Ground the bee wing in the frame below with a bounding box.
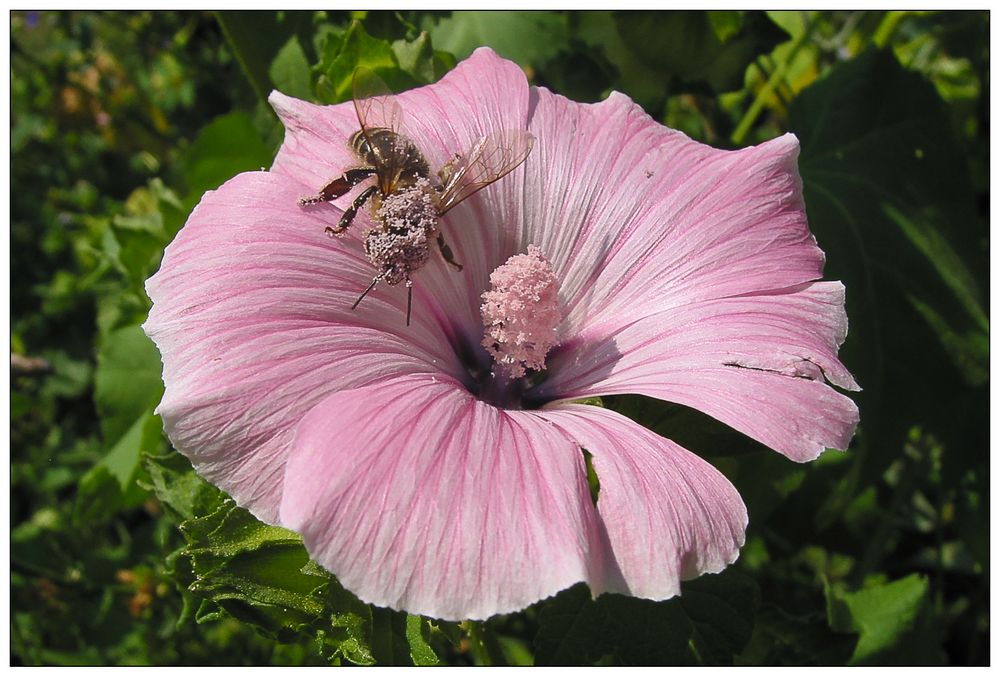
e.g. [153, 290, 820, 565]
[352, 67, 411, 192]
[352, 66, 404, 139]
[436, 130, 535, 215]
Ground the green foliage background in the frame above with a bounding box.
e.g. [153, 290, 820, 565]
[10, 10, 988, 665]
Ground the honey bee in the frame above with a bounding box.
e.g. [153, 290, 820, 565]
[299, 68, 534, 325]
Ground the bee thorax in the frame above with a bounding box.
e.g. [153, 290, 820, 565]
[364, 179, 438, 286]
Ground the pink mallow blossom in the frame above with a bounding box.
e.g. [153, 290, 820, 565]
[143, 48, 859, 621]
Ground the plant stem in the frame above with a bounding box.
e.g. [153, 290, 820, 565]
[731, 12, 818, 146]
[873, 10, 907, 48]
[463, 620, 507, 666]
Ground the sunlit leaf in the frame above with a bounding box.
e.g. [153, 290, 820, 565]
[182, 111, 272, 198]
[826, 574, 942, 664]
[94, 325, 164, 446]
[429, 11, 569, 66]
[269, 35, 313, 100]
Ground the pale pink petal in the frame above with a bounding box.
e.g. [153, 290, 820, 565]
[509, 88, 824, 334]
[542, 282, 859, 462]
[538, 404, 747, 599]
[269, 48, 532, 334]
[280, 375, 607, 621]
[144, 172, 466, 522]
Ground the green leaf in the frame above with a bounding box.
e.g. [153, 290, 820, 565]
[315, 20, 401, 104]
[573, 11, 668, 112]
[370, 607, 414, 665]
[826, 574, 942, 664]
[614, 11, 788, 94]
[708, 10, 744, 43]
[605, 394, 771, 458]
[405, 614, 440, 665]
[908, 295, 988, 386]
[320, 577, 378, 665]
[429, 11, 569, 66]
[182, 111, 273, 198]
[269, 35, 313, 100]
[141, 451, 227, 523]
[535, 569, 759, 665]
[790, 47, 987, 490]
[179, 498, 332, 641]
[392, 31, 452, 85]
[737, 604, 857, 665]
[144, 451, 380, 663]
[103, 410, 161, 488]
[215, 10, 317, 103]
[94, 325, 164, 446]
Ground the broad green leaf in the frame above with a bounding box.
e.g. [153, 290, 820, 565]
[614, 11, 788, 94]
[682, 571, 762, 664]
[182, 111, 273, 198]
[320, 577, 378, 665]
[107, 224, 165, 287]
[737, 604, 857, 665]
[605, 394, 770, 458]
[790, 47, 987, 494]
[883, 203, 987, 331]
[370, 607, 414, 665]
[392, 31, 453, 85]
[708, 10, 744, 42]
[269, 35, 313, 100]
[826, 574, 942, 664]
[908, 295, 988, 386]
[314, 22, 452, 105]
[429, 11, 569, 66]
[573, 11, 674, 113]
[141, 451, 227, 522]
[535, 569, 758, 665]
[315, 20, 400, 104]
[144, 451, 379, 663]
[94, 324, 164, 446]
[179, 498, 332, 641]
[101, 409, 160, 487]
[215, 11, 318, 103]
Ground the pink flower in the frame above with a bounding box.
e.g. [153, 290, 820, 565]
[143, 48, 859, 621]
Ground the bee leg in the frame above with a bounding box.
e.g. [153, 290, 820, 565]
[436, 232, 463, 271]
[299, 166, 375, 206]
[405, 279, 413, 327]
[326, 185, 379, 237]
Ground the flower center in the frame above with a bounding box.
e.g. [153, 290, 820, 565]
[365, 178, 437, 286]
[480, 245, 561, 381]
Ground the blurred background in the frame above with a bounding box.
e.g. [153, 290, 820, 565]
[10, 10, 989, 665]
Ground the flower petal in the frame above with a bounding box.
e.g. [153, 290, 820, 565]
[280, 375, 605, 620]
[144, 171, 464, 522]
[537, 404, 747, 599]
[515, 88, 824, 333]
[543, 281, 859, 462]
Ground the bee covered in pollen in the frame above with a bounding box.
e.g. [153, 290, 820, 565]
[299, 68, 535, 325]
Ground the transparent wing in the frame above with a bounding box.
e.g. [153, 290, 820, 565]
[352, 67, 403, 138]
[352, 67, 411, 192]
[436, 130, 535, 215]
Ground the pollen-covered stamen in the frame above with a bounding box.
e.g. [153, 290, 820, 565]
[481, 245, 561, 379]
[364, 178, 437, 286]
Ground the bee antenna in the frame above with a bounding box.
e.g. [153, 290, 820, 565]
[352, 275, 382, 310]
